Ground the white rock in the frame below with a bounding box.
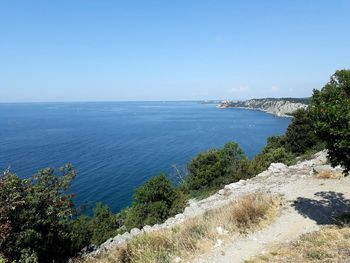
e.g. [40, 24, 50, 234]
[175, 213, 185, 220]
[130, 228, 141, 236]
[216, 226, 224, 235]
[216, 226, 228, 235]
[165, 217, 175, 225]
[122, 232, 131, 240]
[218, 189, 225, 195]
[142, 225, 152, 232]
[214, 239, 223, 248]
[224, 181, 243, 191]
[268, 163, 288, 173]
[257, 171, 270, 177]
[174, 256, 182, 262]
[112, 235, 121, 242]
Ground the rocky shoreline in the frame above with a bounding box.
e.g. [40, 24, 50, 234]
[217, 98, 309, 117]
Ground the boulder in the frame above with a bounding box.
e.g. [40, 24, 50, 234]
[130, 228, 141, 237]
[268, 163, 288, 173]
[142, 225, 152, 232]
[175, 213, 185, 221]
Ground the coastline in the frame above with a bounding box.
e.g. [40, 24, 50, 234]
[216, 105, 294, 118]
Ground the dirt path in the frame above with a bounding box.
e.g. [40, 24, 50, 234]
[194, 164, 350, 263]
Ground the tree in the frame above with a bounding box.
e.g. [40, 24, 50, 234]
[310, 70, 350, 174]
[0, 165, 78, 262]
[186, 149, 223, 191]
[125, 173, 176, 229]
[250, 136, 295, 175]
[284, 109, 319, 154]
[186, 142, 247, 192]
[89, 203, 119, 245]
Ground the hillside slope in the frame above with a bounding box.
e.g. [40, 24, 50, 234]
[81, 151, 350, 263]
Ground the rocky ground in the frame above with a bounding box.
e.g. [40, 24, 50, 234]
[194, 152, 350, 263]
[83, 151, 350, 263]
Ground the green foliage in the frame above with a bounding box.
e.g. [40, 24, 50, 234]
[185, 142, 248, 193]
[125, 173, 184, 230]
[91, 203, 119, 245]
[250, 136, 296, 175]
[310, 69, 350, 174]
[284, 109, 319, 154]
[0, 165, 78, 262]
[68, 215, 92, 250]
[186, 149, 223, 191]
[133, 173, 174, 206]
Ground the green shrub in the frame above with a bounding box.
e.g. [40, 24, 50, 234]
[250, 137, 296, 175]
[125, 173, 183, 230]
[90, 203, 120, 245]
[284, 108, 319, 154]
[0, 165, 78, 262]
[310, 69, 350, 174]
[68, 215, 93, 251]
[186, 149, 223, 191]
[186, 142, 247, 193]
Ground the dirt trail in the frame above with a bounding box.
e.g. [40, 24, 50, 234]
[194, 161, 350, 263]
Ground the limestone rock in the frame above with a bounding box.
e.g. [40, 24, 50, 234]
[268, 163, 288, 173]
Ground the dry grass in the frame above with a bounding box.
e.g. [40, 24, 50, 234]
[315, 170, 344, 179]
[83, 193, 281, 263]
[247, 226, 350, 263]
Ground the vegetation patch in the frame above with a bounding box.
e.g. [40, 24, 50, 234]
[315, 170, 344, 179]
[247, 226, 350, 263]
[83, 193, 281, 263]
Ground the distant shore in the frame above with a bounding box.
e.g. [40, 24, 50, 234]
[217, 98, 309, 117]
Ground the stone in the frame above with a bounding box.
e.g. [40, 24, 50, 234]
[218, 189, 225, 195]
[130, 228, 141, 237]
[224, 181, 243, 191]
[122, 232, 131, 240]
[268, 163, 288, 173]
[313, 164, 343, 174]
[257, 171, 270, 177]
[165, 217, 175, 225]
[142, 225, 152, 232]
[175, 213, 185, 221]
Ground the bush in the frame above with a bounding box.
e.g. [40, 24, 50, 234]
[250, 137, 296, 175]
[90, 203, 120, 245]
[310, 69, 350, 174]
[284, 109, 319, 154]
[0, 165, 78, 262]
[125, 173, 182, 229]
[68, 215, 92, 251]
[186, 149, 223, 191]
[186, 142, 247, 193]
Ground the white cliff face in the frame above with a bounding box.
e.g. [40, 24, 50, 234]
[218, 98, 308, 117]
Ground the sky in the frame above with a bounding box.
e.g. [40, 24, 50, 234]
[1, 0, 350, 102]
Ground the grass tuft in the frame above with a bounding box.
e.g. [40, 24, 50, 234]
[249, 226, 350, 263]
[82, 193, 281, 263]
[315, 170, 343, 179]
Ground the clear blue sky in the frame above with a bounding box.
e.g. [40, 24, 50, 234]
[1, 0, 349, 102]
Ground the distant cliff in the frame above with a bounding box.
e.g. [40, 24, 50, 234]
[217, 98, 309, 117]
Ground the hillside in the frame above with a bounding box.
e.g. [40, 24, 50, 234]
[80, 151, 350, 262]
[217, 98, 309, 117]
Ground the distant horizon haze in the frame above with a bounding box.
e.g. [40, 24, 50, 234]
[0, 97, 311, 104]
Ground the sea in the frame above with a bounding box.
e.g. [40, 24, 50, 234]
[0, 101, 291, 214]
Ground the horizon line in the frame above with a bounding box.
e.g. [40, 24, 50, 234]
[0, 96, 311, 104]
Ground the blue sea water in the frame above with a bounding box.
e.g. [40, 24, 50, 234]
[0, 101, 291, 213]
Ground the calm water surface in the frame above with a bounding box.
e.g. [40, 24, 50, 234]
[0, 101, 291, 213]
